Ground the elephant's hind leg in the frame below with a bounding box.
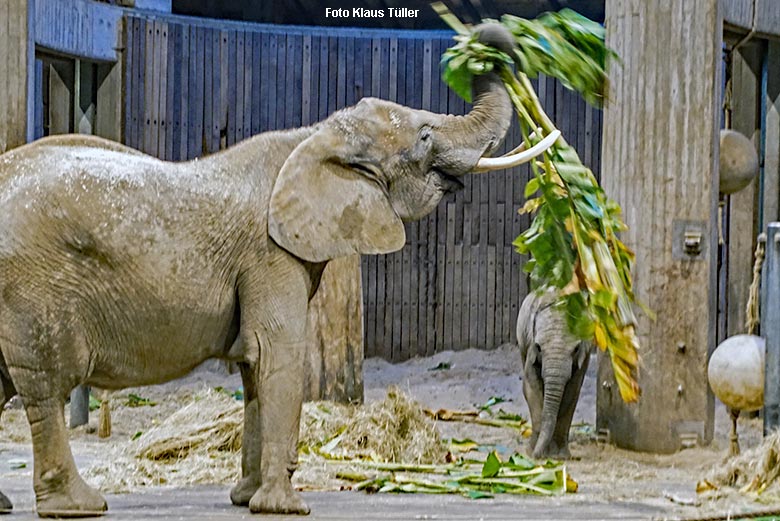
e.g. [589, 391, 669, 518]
[230, 361, 261, 506]
[4, 336, 107, 517]
[0, 370, 16, 514]
[16, 391, 107, 518]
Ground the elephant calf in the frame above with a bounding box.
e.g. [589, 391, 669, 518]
[516, 289, 592, 459]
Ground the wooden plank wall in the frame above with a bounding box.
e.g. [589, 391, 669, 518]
[34, 0, 122, 62]
[124, 14, 603, 362]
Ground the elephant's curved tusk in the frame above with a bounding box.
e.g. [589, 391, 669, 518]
[497, 129, 541, 158]
[473, 130, 561, 173]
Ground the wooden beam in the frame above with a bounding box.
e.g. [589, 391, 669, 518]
[0, 0, 29, 152]
[304, 256, 364, 403]
[764, 41, 780, 227]
[721, 0, 780, 39]
[721, 0, 753, 33]
[726, 42, 762, 338]
[74, 60, 96, 135]
[48, 62, 73, 135]
[756, 0, 780, 39]
[596, 0, 721, 452]
[96, 60, 124, 142]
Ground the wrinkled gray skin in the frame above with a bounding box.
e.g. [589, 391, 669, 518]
[0, 23, 515, 519]
[516, 290, 592, 459]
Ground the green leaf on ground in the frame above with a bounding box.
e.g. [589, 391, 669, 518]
[482, 451, 502, 478]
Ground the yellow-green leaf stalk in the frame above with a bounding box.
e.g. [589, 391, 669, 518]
[440, 10, 646, 403]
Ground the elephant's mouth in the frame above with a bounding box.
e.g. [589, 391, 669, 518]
[434, 169, 464, 194]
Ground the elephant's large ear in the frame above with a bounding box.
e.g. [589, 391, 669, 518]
[268, 119, 406, 263]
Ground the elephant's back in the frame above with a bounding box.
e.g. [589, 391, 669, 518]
[0, 141, 252, 281]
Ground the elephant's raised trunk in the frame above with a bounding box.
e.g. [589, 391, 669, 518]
[431, 24, 515, 175]
[532, 353, 572, 458]
[432, 23, 558, 175]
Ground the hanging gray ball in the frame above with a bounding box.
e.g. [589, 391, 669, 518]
[708, 334, 764, 411]
[720, 129, 759, 195]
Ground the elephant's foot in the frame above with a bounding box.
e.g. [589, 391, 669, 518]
[0, 490, 12, 514]
[532, 442, 571, 460]
[36, 476, 107, 518]
[248, 479, 309, 515]
[230, 476, 260, 506]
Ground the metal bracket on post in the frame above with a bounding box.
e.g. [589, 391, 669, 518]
[69, 385, 90, 429]
[764, 222, 780, 434]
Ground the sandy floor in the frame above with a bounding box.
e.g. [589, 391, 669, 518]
[0, 345, 775, 519]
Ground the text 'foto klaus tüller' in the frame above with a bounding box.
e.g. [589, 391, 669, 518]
[324, 8, 420, 18]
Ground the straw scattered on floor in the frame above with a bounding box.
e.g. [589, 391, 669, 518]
[701, 429, 780, 502]
[85, 386, 444, 493]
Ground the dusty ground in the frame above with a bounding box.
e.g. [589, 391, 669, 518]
[0, 346, 775, 520]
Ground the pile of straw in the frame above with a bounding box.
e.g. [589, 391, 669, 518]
[307, 387, 443, 464]
[85, 390, 242, 493]
[704, 430, 780, 500]
[85, 387, 443, 493]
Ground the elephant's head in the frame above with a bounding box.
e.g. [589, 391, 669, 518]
[268, 24, 540, 263]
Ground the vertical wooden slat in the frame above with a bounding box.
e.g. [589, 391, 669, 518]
[495, 202, 506, 343]
[202, 28, 214, 155]
[276, 34, 295, 128]
[371, 37, 381, 98]
[177, 24, 189, 160]
[301, 35, 312, 126]
[764, 41, 780, 228]
[190, 26, 204, 158]
[388, 38, 397, 102]
[126, 18, 139, 149]
[251, 32, 262, 135]
[336, 36, 346, 110]
[231, 30, 242, 146]
[344, 36, 355, 106]
[218, 30, 228, 149]
[727, 42, 761, 338]
[0, 0, 8, 151]
[154, 21, 167, 158]
[326, 36, 337, 115]
[460, 209, 470, 349]
[317, 35, 328, 122]
[163, 23, 174, 160]
[143, 20, 154, 154]
[486, 245, 496, 348]
[292, 35, 303, 127]
[443, 202, 455, 350]
[479, 202, 489, 347]
[260, 32, 271, 132]
[243, 30, 253, 139]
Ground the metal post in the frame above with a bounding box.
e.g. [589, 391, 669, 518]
[764, 222, 780, 434]
[69, 385, 89, 429]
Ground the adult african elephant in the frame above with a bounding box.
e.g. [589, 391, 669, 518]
[0, 23, 552, 518]
[517, 289, 592, 459]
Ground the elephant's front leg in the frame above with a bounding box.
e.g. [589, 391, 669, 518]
[249, 334, 308, 514]
[230, 361, 261, 506]
[236, 256, 311, 515]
